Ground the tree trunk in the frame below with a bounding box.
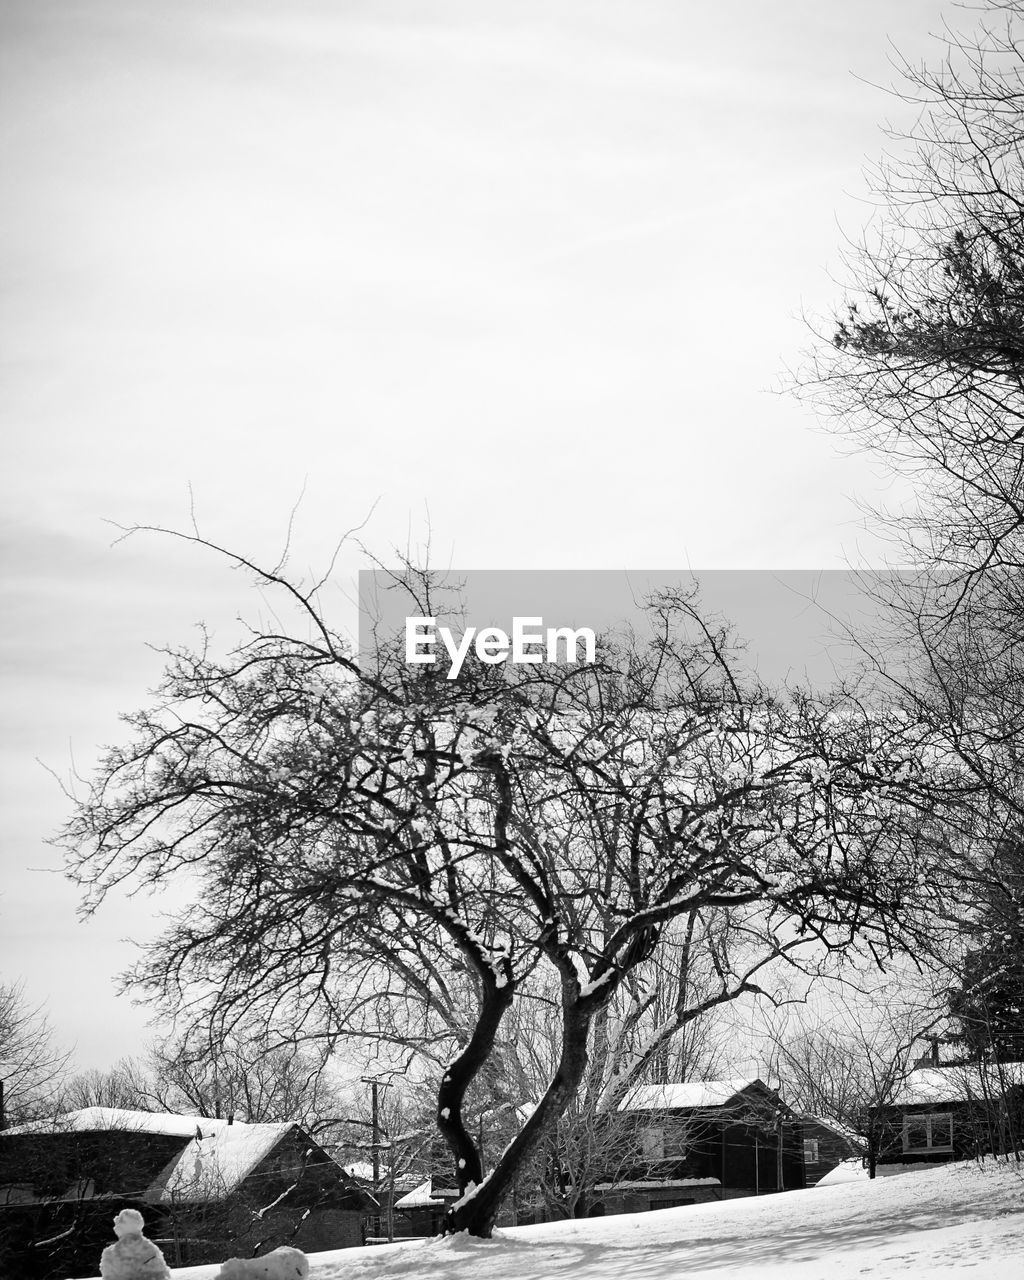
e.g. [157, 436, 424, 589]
[436, 969, 515, 1194]
[444, 990, 593, 1238]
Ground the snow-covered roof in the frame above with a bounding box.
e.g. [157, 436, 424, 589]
[5, 1107, 223, 1138]
[620, 1079, 764, 1111]
[814, 1159, 867, 1186]
[798, 1114, 862, 1147]
[394, 1178, 446, 1209]
[151, 1120, 295, 1203]
[893, 1063, 1024, 1107]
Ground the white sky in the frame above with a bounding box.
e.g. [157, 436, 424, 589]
[1, 0, 960, 1073]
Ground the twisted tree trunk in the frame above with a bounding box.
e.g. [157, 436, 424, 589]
[436, 967, 515, 1196]
[444, 984, 595, 1238]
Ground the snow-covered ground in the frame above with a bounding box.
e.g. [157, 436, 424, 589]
[86, 1159, 1024, 1280]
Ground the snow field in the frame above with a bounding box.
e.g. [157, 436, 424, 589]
[84, 1158, 1024, 1280]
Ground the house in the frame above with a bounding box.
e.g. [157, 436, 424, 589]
[871, 1062, 1024, 1167]
[390, 1175, 457, 1237]
[796, 1114, 861, 1185]
[334, 1162, 446, 1242]
[585, 1078, 805, 1216]
[319, 1079, 808, 1235]
[0, 1108, 377, 1279]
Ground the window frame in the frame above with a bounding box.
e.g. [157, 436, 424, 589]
[901, 1111, 954, 1154]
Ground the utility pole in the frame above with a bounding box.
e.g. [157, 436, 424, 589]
[387, 1149, 396, 1243]
[370, 1080, 380, 1190]
[361, 1074, 387, 1239]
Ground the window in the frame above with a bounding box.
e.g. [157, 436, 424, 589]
[664, 1123, 688, 1158]
[641, 1127, 665, 1161]
[803, 1138, 820, 1164]
[638, 1123, 687, 1162]
[902, 1113, 953, 1153]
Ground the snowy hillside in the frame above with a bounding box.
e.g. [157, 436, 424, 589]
[87, 1160, 1023, 1280]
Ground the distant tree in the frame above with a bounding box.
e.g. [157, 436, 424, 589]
[799, 2, 1024, 990]
[144, 1031, 347, 1134]
[53, 1035, 350, 1135]
[763, 982, 942, 1177]
[333, 1079, 436, 1241]
[801, 0, 1024, 591]
[0, 982, 69, 1126]
[58, 534, 966, 1237]
[57, 1057, 153, 1113]
[947, 838, 1024, 1063]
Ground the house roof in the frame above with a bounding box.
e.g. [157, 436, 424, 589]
[620, 1078, 766, 1111]
[394, 1177, 452, 1209]
[151, 1121, 295, 1203]
[4, 1107, 214, 1138]
[893, 1063, 1024, 1107]
[797, 1114, 862, 1147]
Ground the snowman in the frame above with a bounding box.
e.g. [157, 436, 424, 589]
[98, 1208, 171, 1280]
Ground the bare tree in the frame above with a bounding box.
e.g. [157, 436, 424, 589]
[762, 979, 943, 1176]
[57, 1057, 154, 1113]
[336, 1079, 436, 1241]
[796, 0, 1024, 782]
[57, 535, 968, 1236]
[53, 1035, 350, 1138]
[0, 981, 69, 1126]
[798, 2, 1024, 1067]
[142, 1032, 347, 1135]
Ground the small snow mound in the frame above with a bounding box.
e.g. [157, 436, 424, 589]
[430, 1231, 498, 1254]
[216, 1246, 309, 1279]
